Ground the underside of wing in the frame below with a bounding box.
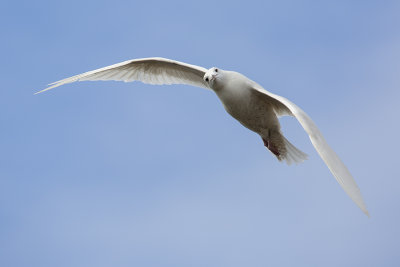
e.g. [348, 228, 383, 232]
[37, 57, 209, 94]
[252, 85, 369, 216]
[251, 86, 293, 117]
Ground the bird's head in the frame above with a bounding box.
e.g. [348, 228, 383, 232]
[204, 67, 221, 88]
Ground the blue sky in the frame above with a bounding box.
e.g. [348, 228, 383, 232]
[1, 0, 400, 266]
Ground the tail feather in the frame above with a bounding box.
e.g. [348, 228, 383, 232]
[263, 133, 308, 165]
[282, 136, 308, 165]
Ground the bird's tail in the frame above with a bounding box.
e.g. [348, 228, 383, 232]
[282, 136, 308, 165]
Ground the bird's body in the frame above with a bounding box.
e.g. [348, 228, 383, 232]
[214, 71, 274, 135]
[37, 57, 369, 216]
[208, 69, 306, 163]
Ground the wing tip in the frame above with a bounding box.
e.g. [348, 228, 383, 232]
[361, 207, 370, 217]
[354, 197, 370, 217]
[35, 80, 69, 94]
[34, 90, 46, 95]
[34, 86, 54, 95]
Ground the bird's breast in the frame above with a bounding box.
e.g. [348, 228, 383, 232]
[215, 84, 279, 134]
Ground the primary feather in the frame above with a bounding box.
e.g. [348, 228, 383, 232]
[36, 57, 208, 94]
[252, 85, 369, 216]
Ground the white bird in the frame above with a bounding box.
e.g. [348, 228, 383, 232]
[37, 57, 369, 216]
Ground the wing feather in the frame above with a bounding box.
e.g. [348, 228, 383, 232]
[252, 85, 369, 216]
[36, 57, 208, 94]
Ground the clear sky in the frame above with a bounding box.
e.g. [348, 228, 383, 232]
[1, 0, 400, 266]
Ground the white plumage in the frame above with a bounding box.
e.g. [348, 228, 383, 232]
[37, 57, 369, 216]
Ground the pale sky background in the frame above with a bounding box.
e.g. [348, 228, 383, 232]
[1, 0, 400, 266]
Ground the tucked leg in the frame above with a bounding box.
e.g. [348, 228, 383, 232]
[262, 137, 281, 158]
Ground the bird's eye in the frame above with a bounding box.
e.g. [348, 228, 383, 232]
[215, 68, 218, 72]
[205, 77, 209, 82]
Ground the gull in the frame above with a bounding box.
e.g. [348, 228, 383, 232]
[37, 57, 369, 216]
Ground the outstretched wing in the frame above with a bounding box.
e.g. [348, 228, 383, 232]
[36, 57, 209, 94]
[252, 85, 369, 216]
